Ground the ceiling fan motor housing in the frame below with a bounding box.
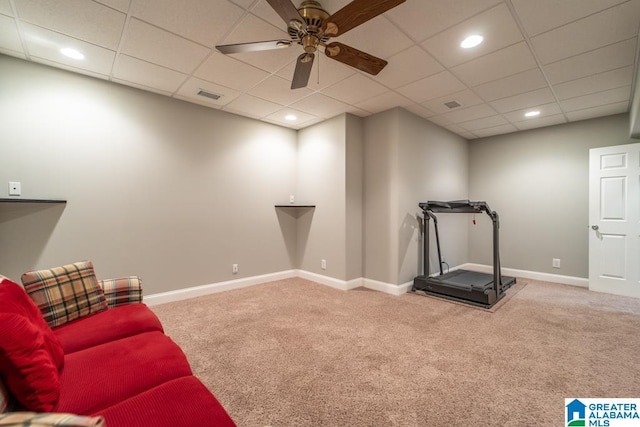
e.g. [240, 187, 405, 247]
[289, 0, 330, 50]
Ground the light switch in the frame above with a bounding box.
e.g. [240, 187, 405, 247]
[9, 182, 21, 196]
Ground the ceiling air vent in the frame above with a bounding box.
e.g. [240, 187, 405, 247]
[443, 100, 462, 109]
[197, 89, 222, 100]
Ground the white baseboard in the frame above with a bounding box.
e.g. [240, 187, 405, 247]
[363, 278, 412, 296]
[297, 270, 357, 291]
[144, 270, 297, 306]
[145, 264, 588, 306]
[460, 263, 588, 288]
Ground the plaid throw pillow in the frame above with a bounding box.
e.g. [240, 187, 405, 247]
[21, 261, 108, 328]
[0, 412, 105, 426]
[100, 276, 143, 308]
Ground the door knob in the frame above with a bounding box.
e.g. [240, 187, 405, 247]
[591, 225, 599, 230]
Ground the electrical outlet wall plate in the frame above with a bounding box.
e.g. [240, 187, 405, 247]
[9, 182, 21, 196]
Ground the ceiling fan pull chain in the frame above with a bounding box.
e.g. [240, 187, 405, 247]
[317, 53, 320, 85]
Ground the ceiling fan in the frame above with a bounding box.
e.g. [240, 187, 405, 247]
[216, 0, 406, 89]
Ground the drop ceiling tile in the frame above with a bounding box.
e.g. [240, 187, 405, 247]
[113, 54, 187, 93]
[422, 4, 523, 68]
[503, 102, 562, 122]
[553, 66, 634, 100]
[112, 79, 173, 96]
[223, 94, 283, 118]
[265, 108, 319, 127]
[531, 2, 640, 64]
[229, 0, 254, 9]
[443, 124, 468, 134]
[472, 124, 518, 138]
[374, 46, 444, 89]
[396, 71, 466, 103]
[194, 52, 270, 91]
[451, 42, 537, 87]
[21, 23, 116, 75]
[121, 18, 210, 74]
[473, 68, 547, 102]
[385, 0, 501, 42]
[132, 0, 243, 47]
[276, 53, 355, 91]
[220, 12, 287, 45]
[543, 38, 637, 84]
[0, 0, 13, 16]
[32, 57, 109, 80]
[14, 0, 125, 50]
[513, 113, 567, 130]
[403, 104, 436, 119]
[490, 88, 555, 113]
[336, 17, 414, 60]
[250, 0, 287, 29]
[422, 89, 484, 114]
[0, 15, 22, 52]
[560, 86, 631, 112]
[0, 48, 25, 58]
[458, 114, 508, 131]
[459, 131, 478, 140]
[248, 75, 313, 105]
[427, 115, 453, 127]
[438, 103, 497, 124]
[95, 0, 130, 12]
[355, 91, 413, 114]
[288, 93, 351, 118]
[175, 77, 240, 108]
[322, 73, 388, 105]
[511, 0, 627, 37]
[565, 101, 628, 121]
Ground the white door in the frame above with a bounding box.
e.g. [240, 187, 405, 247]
[589, 143, 640, 298]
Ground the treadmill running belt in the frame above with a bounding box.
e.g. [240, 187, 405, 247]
[433, 270, 494, 291]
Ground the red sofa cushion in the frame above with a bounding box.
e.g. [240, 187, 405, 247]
[94, 376, 236, 427]
[53, 304, 164, 354]
[0, 278, 64, 368]
[0, 278, 65, 412]
[56, 331, 192, 414]
[0, 313, 60, 412]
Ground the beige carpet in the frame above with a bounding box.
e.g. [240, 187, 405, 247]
[152, 278, 640, 426]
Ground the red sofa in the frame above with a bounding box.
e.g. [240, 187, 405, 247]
[0, 262, 236, 427]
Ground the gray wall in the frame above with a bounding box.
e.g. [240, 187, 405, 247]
[396, 109, 469, 284]
[0, 55, 298, 292]
[295, 113, 364, 282]
[468, 113, 635, 278]
[296, 115, 347, 279]
[364, 108, 469, 285]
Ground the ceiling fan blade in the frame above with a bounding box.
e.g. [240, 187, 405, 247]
[216, 39, 293, 54]
[266, 0, 306, 30]
[291, 53, 315, 89]
[324, 42, 387, 76]
[323, 0, 406, 37]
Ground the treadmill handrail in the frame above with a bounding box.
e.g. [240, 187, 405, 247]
[418, 199, 504, 301]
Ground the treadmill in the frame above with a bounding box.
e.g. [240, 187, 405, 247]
[412, 200, 516, 308]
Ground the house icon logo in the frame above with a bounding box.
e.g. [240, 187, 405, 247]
[566, 399, 586, 426]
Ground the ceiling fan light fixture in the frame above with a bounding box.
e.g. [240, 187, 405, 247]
[460, 34, 483, 49]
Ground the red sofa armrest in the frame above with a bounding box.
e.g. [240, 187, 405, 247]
[99, 277, 142, 308]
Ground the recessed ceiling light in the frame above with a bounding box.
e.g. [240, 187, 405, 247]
[285, 114, 297, 121]
[60, 48, 84, 60]
[525, 110, 541, 118]
[460, 35, 483, 49]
